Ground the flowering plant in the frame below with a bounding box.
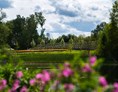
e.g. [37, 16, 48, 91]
[0, 56, 117, 92]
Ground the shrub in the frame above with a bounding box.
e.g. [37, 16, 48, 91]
[0, 56, 117, 92]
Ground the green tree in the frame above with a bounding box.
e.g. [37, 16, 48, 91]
[91, 22, 106, 41]
[108, 1, 118, 60]
[49, 39, 55, 48]
[0, 10, 10, 47]
[60, 38, 65, 48]
[98, 1, 118, 60]
[98, 1, 118, 82]
[97, 24, 110, 57]
[7, 12, 45, 49]
[78, 35, 84, 50]
[40, 39, 45, 47]
[68, 37, 73, 52]
[0, 23, 10, 47]
[30, 39, 36, 48]
[0, 9, 6, 23]
[35, 12, 46, 40]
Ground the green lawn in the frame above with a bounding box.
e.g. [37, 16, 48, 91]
[17, 51, 78, 63]
[16, 50, 94, 69]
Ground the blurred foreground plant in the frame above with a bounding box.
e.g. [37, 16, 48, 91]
[0, 55, 117, 92]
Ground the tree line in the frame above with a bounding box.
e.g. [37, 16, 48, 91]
[0, 10, 97, 50]
[0, 1, 118, 61]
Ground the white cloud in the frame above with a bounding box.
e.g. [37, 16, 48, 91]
[3, 0, 114, 38]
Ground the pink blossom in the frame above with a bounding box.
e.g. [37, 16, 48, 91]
[99, 76, 107, 87]
[29, 79, 36, 86]
[42, 70, 51, 82]
[36, 73, 43, 79]
[82, 64, 92, 73]
[89, 56, 97, 65]
[113, 89, 118, 92]
[0, 79, 7, 90]
[64, 83, 74, 92]
[12, 80, 20, 91]
[20, 86, 28, 92]
[113, 82, 118, 92]
[36, 71, 51, 83]
[16, 71, 23, 78]
[62, 68, 73, 77]
[14, 79, 20, 84]
[114, 82, 118, 89]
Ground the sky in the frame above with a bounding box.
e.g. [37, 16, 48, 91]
[0, 0, 114, 38]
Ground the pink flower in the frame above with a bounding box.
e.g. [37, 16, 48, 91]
[0, 79, 7, 90]
[113, 82, 118, 92]
[14, 79, 20, 84]
[16, 71, 23, 78]
[113, 89, 118, 92]
[99, 76, 107, 87]
[29, 79, 36, 86]
[12, 80, 20, 91]
[89, 56, 97, 65]
[42, 70, 51, 82]
[36, 73, 43, 79]
[82, 64, 92, 73]
[62, 68, 73, 77]
[64, 83, 74, 92]
[1, 79, 7, 86]
[36, 71, 51, 84]
[20, 86, 28, 92]
[114, 82, 118, 89]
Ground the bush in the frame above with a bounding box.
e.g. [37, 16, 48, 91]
[0, 56, 117, 92]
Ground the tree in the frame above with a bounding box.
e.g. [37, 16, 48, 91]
[30, 39, 36, 48]
[97, 24, 110, 57]
[98, 1, 118, 82]
[98, 1, 118, 60]
[0, 23, 10, 47]
[0, 9, 6, 23]
[7, 12, 46, 49]
[108, 1, 118, 60]
[35, 12, 46, 40]
[0, 10, 10, 47]
[49, 39, 55, 48]
[78, 35, 84, 50]
[91, 22, 106, 41]
[68, 37, 73, 52]
[40, 39, 45, 47]
[60, 38, 65, 48]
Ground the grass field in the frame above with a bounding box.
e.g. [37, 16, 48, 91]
[16, 50, 94, 69]
[16, 50, 94, 62]
[17, 51, 78, 62]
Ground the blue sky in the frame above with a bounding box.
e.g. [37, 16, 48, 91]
[0, 0, 114, 38]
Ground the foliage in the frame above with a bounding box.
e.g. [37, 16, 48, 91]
[91, 22, 107, 41]
[108, 1, 118, 60]
[0, 23, 10, 46]
[97, 1, 118, 60]
[0, 9, 6, 22]
[7, 12, 45, 50]
[96, 1, 118, 83]
[60, 38, 65, 48]
[68, 38, 74, 52]
[40, 39, 45, 46]
[30, 39, 36, 48]
[0, 54, 117, 92]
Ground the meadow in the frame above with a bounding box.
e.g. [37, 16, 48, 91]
[16, 50, 91, 69]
